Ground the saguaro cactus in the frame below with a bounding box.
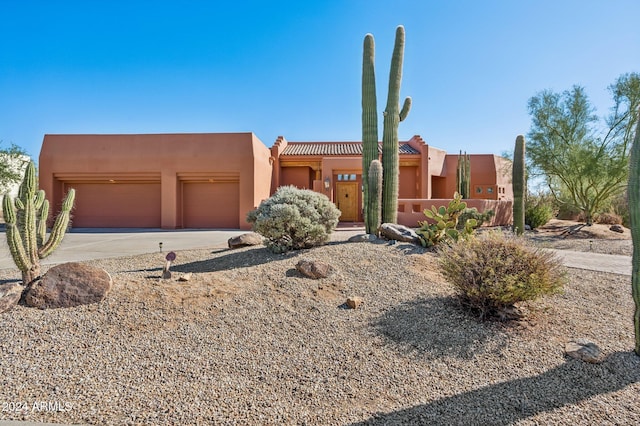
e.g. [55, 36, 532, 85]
[456, 151, 470, 199]
[512, 135, 526, 235]
[382, 25, 412, 224]
[362, 33, 379, 234]
[2, 161, 75, 285]
[367, 160, 383, 236]
[628, 109, 640, 356]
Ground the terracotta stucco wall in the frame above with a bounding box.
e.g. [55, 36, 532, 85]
[39, 133, 272, 230]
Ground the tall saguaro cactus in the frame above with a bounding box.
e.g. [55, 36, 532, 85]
[628, 109, 640, 356]
[456, 151, 471, 199]
[362, 33, 379, 234]
[512, 135, 526, 235]
[381, 25, 412, 224]
[367, 159, 383, 236]
[2, 161, 75, 285]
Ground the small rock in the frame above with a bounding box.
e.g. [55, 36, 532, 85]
[178, 272, 193, 282]
[228, 232, 263, 249]
[379, 223, 420, 244]
[610, 224, 624, 233]
[565, 339, 604, 364]
[348, 234, 378, 243]
[295, 259, 332, 279]
[346, 296, 363, 309]
[0, 283, 23, 314]
[22, 262, 112, 309]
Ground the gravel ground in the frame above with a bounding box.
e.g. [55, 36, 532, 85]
[0, 233, 639, 425]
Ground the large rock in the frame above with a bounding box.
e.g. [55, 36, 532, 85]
[348, 234, 378, 243]
[565, 339, 604, 364]
[295, 259, 332, 279]
[228, 232, 263, 249]
[0, 283, 23, 314]
[22, 262, 112, 309]
[379, 223, 420, 244]
[610, 224, 624, 233]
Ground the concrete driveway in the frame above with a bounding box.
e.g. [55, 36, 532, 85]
[0, 228, 246, 270]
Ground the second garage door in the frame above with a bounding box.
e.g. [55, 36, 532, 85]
[182, 181, 240, 228]
[66, 182, 161, 228]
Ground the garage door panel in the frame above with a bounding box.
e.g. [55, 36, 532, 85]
[182, 182, 239, 228]
[67, 183, 161, 227]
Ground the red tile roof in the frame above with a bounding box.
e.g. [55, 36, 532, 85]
[281, 142, 419, 156]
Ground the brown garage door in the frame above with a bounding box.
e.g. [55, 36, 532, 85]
[66, 182, 161, 227]
[182, 181, 240, 228]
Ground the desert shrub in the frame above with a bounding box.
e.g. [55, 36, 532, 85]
[456, 208, 494, 230]
[246, 185, 341, 253]
[525, 203, 553, 229]
[594, 212, 623, 225]
[438, 231, 565, 320]
[608, 191, 630, 227]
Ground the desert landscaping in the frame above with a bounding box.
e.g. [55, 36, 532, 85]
[0, 220, 638, 425]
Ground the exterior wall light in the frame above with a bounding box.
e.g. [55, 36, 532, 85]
[324, 177, 331, 190]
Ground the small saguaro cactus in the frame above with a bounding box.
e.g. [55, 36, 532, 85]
[512, 135, 526, 235]
[2, 161, 75, 285]
[367, 160, 383, 236]
[382, 25, 412, 224]
[456, 151, 470, 199]
[628, 109, 640, 356]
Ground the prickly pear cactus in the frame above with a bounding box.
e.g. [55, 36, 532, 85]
[2, 161, 75, 285]
[367, 160, 383, 236]
[512, 135, 526, 235]
[416, 192, 476, 248]
[628, 110, 640, 356]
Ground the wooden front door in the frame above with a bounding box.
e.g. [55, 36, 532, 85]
[336, 182, 358, 221]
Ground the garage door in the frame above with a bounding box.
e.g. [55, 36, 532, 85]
[182, 181, 239, 228]
[66, 183, 161, 227]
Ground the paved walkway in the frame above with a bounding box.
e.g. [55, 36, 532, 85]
[0, 228, 633, 276]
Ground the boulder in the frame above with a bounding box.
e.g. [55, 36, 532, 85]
[295, 259, 332, 279]
[228, 232, 264, 249]
[346, 296, 363, 309]
[379, 223, 420, 244]
[22, 262, 112, 309]
[0, 283, 23, 314]
[565, 339, 604, 364]
[610, 224, 624, 233]
[348, 234, 378, 243]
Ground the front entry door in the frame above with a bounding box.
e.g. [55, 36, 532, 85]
[336, 182, 358, 221]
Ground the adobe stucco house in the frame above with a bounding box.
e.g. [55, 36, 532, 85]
[39, 133, 512, 230]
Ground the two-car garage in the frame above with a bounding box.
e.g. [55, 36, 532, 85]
[39, 133, 273, 230]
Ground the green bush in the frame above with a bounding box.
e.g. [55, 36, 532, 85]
[246, 186, 341, 253]
[456, 208, 494, 230]
[438, 231, 566, 320]
[525, 193, 554, 229]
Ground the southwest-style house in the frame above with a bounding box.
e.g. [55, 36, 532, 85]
[39, 133, 513, 230]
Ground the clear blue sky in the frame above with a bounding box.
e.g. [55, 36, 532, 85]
[1, 0, 638, 162]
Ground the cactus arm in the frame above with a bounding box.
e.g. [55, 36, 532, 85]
[362, 33, 379, 234]
[3, 194, 31, 272]
[39, 189, 75, 259]
[399, 96, 411, 122]
[37, 198, 49, 247]
[628, 109, 640, 356]
[513, 135, 526, 235]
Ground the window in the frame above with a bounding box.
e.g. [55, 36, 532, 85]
[337, 174, 343, 181]
[349, 174, 356, 181]
[476, 186, 483, 194]
[487, 187, 494, 194]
